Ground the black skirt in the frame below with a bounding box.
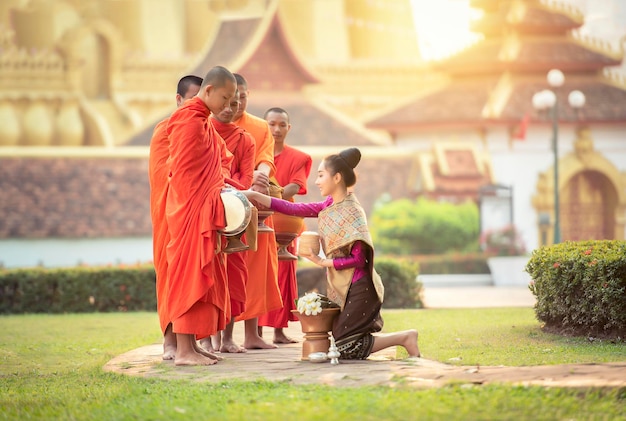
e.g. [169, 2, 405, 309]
[332, 274, 383, 360]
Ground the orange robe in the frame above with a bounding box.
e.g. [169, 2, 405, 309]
[233, 112, 283, 321]
[149, 118, 171, 334]
[165, 97, 230, 338]
[212, 117, 256, 318]
[259, 145, 312, 328]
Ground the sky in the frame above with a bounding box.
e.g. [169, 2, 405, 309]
[411, 0, 482, 61]
[411, 0, 626, 62]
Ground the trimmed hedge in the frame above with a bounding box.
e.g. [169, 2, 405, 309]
[380, 253, 490, 274]
[526, 240, 626, 338]
[0, 266, 156, 314]
[0, 259, 424, 313]
[375, 258, 423, 309]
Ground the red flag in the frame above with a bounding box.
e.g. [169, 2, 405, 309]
[512, 113, 530, 141]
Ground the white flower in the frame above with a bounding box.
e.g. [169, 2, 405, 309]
[297, 292, 327, 316]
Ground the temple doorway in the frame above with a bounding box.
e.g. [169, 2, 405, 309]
[560, 170, 617, 241]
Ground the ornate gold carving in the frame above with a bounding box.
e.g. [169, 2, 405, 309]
[533, 127, 626, 242]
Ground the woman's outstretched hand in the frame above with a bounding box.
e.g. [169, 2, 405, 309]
[242, 190, 271, 209]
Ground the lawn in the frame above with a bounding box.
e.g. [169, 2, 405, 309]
[1, 309, 625, 420]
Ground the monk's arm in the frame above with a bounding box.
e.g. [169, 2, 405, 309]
[281, 183, 300, 201]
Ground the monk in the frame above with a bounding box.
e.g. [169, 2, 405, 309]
[232, 73, 283, 349]
[259, 107, 312, 344]
[199, 90, 256, 354]
[150, 75, 221, 361]
[165, 65, 237, 366]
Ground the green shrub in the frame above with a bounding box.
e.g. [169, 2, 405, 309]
[412, 252, 490, 274]
[0, 265, 156, 314]
[375, 257, 423, 309]
[526, 240, 626, 338]
[371, 197, 479, 255]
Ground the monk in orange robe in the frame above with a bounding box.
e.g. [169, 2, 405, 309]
[149, 75, 206, 361]
[232, 74, 283, 349]
[164, 66, 237, 366]
[259, 107, 312, 343]
[199, 90, 256, 354]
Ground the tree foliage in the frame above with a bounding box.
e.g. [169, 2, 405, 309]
[370, 197, 479, 255]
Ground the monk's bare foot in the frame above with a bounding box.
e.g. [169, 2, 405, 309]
[404, 329, 420, 358]
[174, 350, 217, 366]
[162, 325, 177, 360]
[163, 343, 176, 360]
[195, 340, 223, 360]
[273, 329, 298, 344]
[243, 335, 278, 350]
[198, 337, 216, 353]
[220, 339, 247, 353]
[210, 334, 221, 351]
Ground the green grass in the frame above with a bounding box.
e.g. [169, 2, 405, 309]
[1, 310, 625, 421]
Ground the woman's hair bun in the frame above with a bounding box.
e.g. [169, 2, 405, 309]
[339, 147, 361, 169]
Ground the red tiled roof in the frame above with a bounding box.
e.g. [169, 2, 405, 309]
[502, 80, 626, 123]
[472, 6, 581, 35]
[247, 96, 377, 147]
[516, 42, 620, 70]
[437, 41, 618, 75]
[366, 79, 496, 130]
[237, 14, 318, 91]
[191, 18, 263, 77]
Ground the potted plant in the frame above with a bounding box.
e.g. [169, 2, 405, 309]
[291, 292, 340, 360]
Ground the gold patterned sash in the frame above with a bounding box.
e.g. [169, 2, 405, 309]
[318, 194, 384, 309]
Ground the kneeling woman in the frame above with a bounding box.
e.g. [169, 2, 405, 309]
[243, 147, 420, 360]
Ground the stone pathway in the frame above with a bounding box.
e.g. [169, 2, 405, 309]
[104, 321, 626, 388]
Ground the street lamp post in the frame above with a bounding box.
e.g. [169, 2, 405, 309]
[532, 69, 585, 244]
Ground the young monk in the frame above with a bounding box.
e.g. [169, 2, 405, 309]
[149, 75, 221, 362]
[232, 74, 282, 350]
[198, 90, 256, 354]
[258, 107, 312, 344]
[164, 66, 237, 366]
[243, 148, 421, 360]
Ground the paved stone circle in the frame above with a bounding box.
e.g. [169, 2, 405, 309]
[104, 323, 626, 388]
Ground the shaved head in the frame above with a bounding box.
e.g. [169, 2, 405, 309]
[201, 66, 236, 89]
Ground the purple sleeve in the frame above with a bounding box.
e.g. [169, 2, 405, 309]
[270, 196, 332, 218]
[332, 241, 367, 271]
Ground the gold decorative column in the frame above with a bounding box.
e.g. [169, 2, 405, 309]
[0, 102, 21, 145]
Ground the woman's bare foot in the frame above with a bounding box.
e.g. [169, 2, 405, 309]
[273, 328, 298, 344]
[403, 329, 420, 358]
[220, 339, 247, 353]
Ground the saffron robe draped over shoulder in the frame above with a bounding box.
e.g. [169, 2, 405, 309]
[149, 117, 171, 334]
[233, 112, 282, 321]
[259, 144, 312, 329]
[165, 97, 230, 338]
[212, 117, 256, 318]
